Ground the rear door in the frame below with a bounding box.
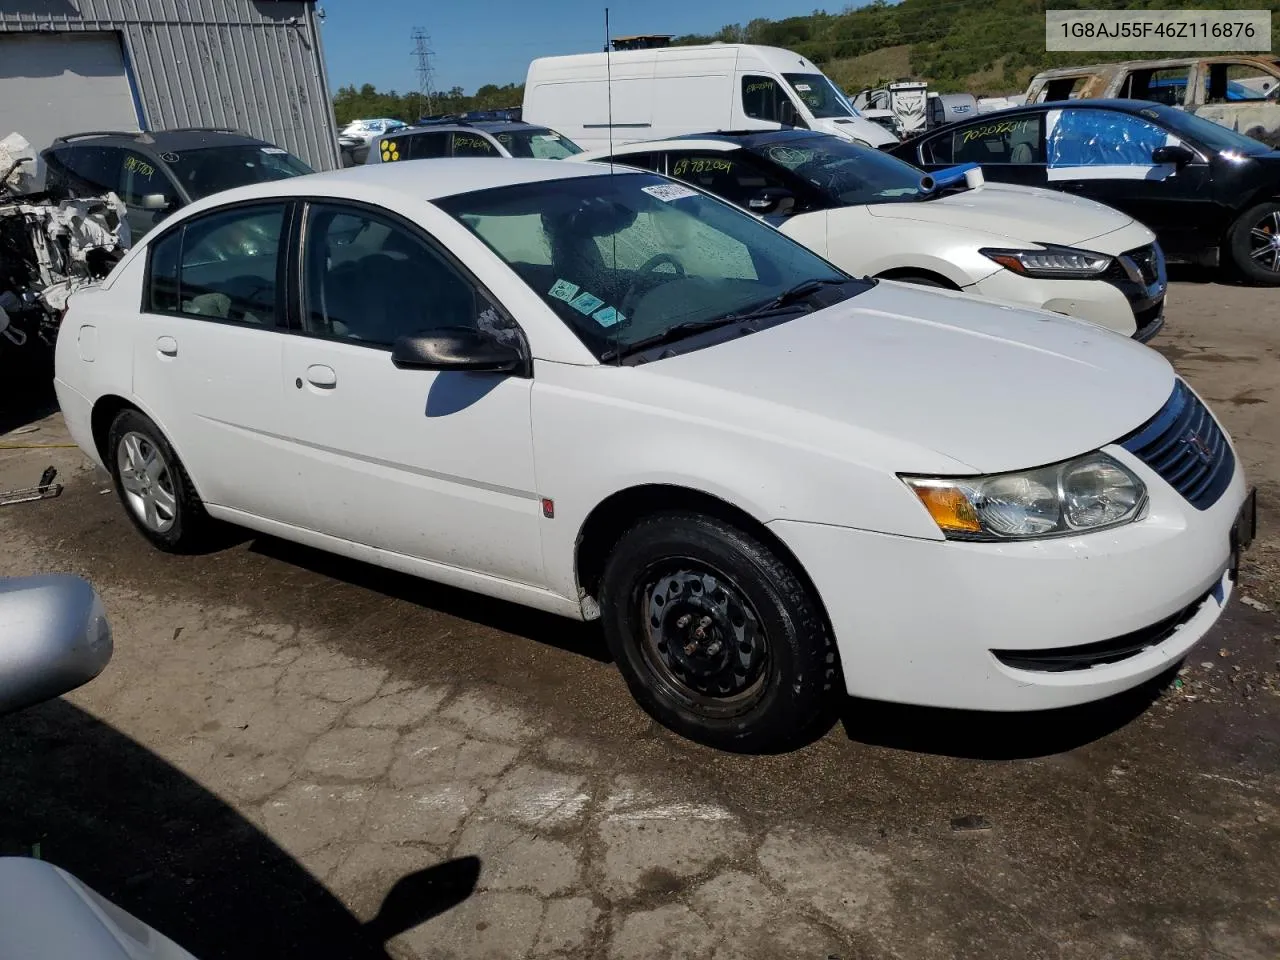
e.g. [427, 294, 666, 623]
[131, 201, 302, 524]
[911, 113, 1049, 189]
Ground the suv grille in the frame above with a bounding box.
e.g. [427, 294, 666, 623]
[1119, 380, 1233, 510]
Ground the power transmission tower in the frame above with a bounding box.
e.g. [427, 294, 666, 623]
[411, 27, 436, 118]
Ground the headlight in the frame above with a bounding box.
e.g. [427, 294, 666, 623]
[980, 244, 1113, 279]
[902, 452, 1145, 541]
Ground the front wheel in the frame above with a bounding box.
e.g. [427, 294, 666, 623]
[599, 512, 838, 752]
[1227, 201, 1280, 285]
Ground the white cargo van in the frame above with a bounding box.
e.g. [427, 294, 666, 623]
[523, 44, 897, 152]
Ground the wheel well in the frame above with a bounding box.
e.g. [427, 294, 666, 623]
[875, 268, 961, 290]
[89, 395, 136, 465]
[574, 484, 832, 630]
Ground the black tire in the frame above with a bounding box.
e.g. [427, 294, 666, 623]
[1226, 201, 1280, 286]
[106, 408, 213, 553]
[599, 512, 838, 752]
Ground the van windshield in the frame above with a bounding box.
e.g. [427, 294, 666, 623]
[783, 73, 857, 119]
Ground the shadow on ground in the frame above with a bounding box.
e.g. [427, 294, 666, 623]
[0, 361, 57, 436]
[0, 699, 479, 958]
[838, 664, 1175, 760]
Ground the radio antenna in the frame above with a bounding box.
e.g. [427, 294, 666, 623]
[605, 7, 620, 364]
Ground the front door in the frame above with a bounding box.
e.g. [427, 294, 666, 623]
[279, 201, 544, 586]
[1043, 108, 1212, 259]
[130, 201, 301, 524]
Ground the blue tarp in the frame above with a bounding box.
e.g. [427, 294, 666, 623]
[1046, 110, 1167, 167]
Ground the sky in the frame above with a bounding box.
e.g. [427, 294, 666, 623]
[318, 0, 837, 95]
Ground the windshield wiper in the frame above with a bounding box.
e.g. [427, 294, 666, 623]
[723, 278, 851, 323]
[598, 279, 852, 362]
[599, 316, 746, 362]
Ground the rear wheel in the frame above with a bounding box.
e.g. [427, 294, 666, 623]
[107, 409, 213, 553]
[1227, 201, 1280, 285]
[599, 512, 838, 752]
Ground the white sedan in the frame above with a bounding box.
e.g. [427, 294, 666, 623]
[54, 159, 1252, 751]
[573, 131, 1167, 341]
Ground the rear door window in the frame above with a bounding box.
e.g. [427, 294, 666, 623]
[378, 131, 448, 162]
[146, 203, 286, 326]
[666, 151, 788, 209]
[450, 133, 500, 157]
[949, 115, 1044, 165]
[46, 144, 124, 197]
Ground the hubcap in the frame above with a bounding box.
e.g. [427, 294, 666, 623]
[1248, 210, 1280, 273]
[639, 566, 767, 714]
[117, 432, 177, 533]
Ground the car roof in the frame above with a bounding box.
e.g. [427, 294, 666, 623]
[49, 128, 271, 152]
[398, 120, 549, 135]
[200, 157, 627, 208]
[575, 129, 823, 160]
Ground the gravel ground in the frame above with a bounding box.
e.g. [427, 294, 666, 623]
[0, 275, 1276, 959]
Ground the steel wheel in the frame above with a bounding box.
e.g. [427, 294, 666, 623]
[1248, 209, 1280, 274]
[636, 563, 769, 717]
[116, 431, 178, 533]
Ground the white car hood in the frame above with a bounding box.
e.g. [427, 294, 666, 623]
[866, 182, 1136, 248]
[641, 282, 1174, 474]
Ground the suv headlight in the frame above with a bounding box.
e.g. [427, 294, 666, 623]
[980, 244, 1113, 279]
[903, 452, 1146, 541]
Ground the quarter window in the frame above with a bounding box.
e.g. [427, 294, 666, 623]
[302, 203, 516, 348]
[379, 132, 448, 162]
[949, 115, 1044, 164]
[145, 203, 286, 324]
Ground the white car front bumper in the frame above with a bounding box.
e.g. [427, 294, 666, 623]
[966, 268, 1164, 341]
[768, 451, 1249, 713]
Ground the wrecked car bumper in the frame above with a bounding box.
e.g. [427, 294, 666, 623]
[768, 457, 1248, 712]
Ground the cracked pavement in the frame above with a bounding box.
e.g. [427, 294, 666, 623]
[0, 276, 1277, 959]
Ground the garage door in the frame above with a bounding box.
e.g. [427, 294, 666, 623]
[0, 33, 141, 155]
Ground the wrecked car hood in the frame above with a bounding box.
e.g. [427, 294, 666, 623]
[639, 281, 1174, 475]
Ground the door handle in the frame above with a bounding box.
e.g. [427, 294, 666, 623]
[156, 336, 178, 357]
[305, 364, 337, 388]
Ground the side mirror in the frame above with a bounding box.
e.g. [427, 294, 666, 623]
[747, 188, 796, 216]
[1152, 144, 1195, 166]
[140, 193, 169, 210]
[779, 99, 799, 128]
[391, 327, 523, 373]
[0, 575, 112, 717]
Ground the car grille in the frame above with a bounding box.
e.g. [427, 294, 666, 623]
[1118, 380, 1234, 510]
[1132, 301, 1163, 341]
[992, 587, 1213, 672]
[1103, 243, 1162, 286]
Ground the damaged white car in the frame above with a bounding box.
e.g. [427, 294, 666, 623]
[1, 133, 130, 379]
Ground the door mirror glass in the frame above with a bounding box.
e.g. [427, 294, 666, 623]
[0, 574, 112, 717]
[779, 99, 799, 127]
[747, 187, 796, 216]
[391, 328, 522, 373]
[1152, 144, 1195, 166]
[140, 193, 169, 210]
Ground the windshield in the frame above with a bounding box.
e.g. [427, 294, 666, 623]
[783, 73, 856, 118]
[436, 173, 859, 361]
[1141, 104, 1276, 156]
[167, 145, 313, 200]
[493, 128, 583, 160]
[750, 136, 927, 205]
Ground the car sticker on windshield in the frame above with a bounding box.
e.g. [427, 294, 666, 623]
[261, 146, 288, 155]
[534, 134, 561, 141]
[794, 83, 812, 91]
[548, 279, 580, 302]
[160, 152, 180, 163]
[592, 306, 624, 328]
[642, 183, 698, 202]
[569, 291, 606, 315]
